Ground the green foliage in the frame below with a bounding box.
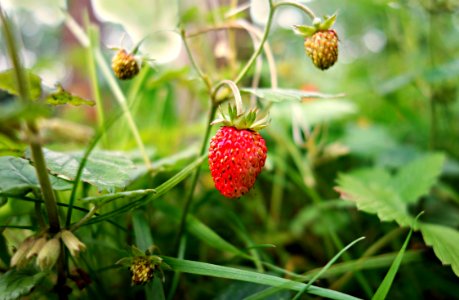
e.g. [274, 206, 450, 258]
[0, 69, 42, 101]
[35, 148, 135, 192]
[162, 257, 361, 300]
[372, 228, 413, 300]
[241, 88, 345, 102]
[0, 156, 72, 196]
[420, 223, 459, 277]
[1, 0, 459, 299]
[336, 154, 445, 226]
[336, 168, 414, 226]
[0, 269, 48, 300]
[45, 85, 95, 106]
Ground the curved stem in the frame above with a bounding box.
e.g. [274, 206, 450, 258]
[187, 21, 278, 89]
[234, 0, 275, 84]
[70, 205, 97, 231]
[212, 80, 244, 115]
[273, 1, 317, 20]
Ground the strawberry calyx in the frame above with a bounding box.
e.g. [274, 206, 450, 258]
[292, 14, 337, 38]
[211, 104, 269, 132]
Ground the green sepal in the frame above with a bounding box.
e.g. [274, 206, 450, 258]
[292, 25, 316, 37]
[318, 14, 337, 31]
[293, 14, 337, 37]
[116, 257, 134, 267]
[130, 245, 145, 257]
[211, 105, 269, 131]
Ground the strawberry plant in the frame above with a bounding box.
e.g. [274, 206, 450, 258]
[1, 1, 459, 300]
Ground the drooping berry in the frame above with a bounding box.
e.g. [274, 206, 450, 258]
[304, 29, 338, 70]
[209, 126, 267, 198]
[111, 49, 140, 80]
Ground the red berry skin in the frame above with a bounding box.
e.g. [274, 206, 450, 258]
[208, 126, 267, 198]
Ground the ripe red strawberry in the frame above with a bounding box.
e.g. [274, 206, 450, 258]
[209, 126, 267, 198]
[112, 49, 140, 80]
[304, 29, 338, 70]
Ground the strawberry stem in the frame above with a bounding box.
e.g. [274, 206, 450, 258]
[213, 80, 244, 116]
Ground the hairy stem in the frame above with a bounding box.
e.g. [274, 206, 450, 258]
[0, 6, 61, 233]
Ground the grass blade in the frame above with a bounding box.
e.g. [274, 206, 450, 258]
[372, 228, 413, 300]
[162, 257, 362, 300]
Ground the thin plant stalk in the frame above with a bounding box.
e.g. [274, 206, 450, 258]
[0, 6, 61, 233]
[64, 14, 152, 169]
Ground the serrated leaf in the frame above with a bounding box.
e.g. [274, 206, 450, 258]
[336, 169, 414, 227]
[45, 86, 95, 106]
[0, 69, 42, 100]
[35, 148, 136, 192]
[241, 88, 345, 102]
[0, 156, 72, 196]
[0, 269, 48, 300]
[394, 154, 445, 204]
[420, 223, 459, 277]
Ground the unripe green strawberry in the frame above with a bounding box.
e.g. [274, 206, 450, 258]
[111, 49, 139, 80]
[209, 126, 267, 198]
[304, 29, 338, 70]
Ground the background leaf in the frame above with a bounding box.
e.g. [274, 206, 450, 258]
[0, 69, 42, 100]
[420, 223, 459, 277]
[241, 88, 345, 102]
[394, 154, 445, 204]
[0, 156, 72, 196]
[45, 87, 95, 106]
[336, 169, 414, 227]
[36, 148, 136, 192]
[0, 269, 48, 300]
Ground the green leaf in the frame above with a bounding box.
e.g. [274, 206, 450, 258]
[241, 88, 345, 103]
[81, 189, 156, 204]
[0, 156, 72, 196]
[0, 269, 48, 300]
[161, 257, 361, 300]
[45, 85, 95, 106]
[372, 228, 413, 300]
[420, 223, 459, 277]
[394, 154, 445, 204]
[336, 169, 414, 227]
[83, 155, 206, 225]
[0, 101, 49, 122]
[36, 148, 136, 192]
[0, 69, 42, 100]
